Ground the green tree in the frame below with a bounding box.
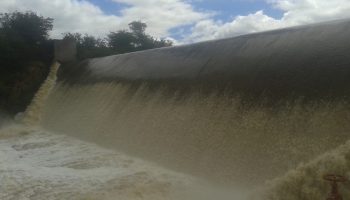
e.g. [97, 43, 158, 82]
[65, 21, 172, 58]
[0, 11, 54, 70]
[108, 21, 173, 53]
[0, 11, 53, 45]
[129, 21, 147, 35]
[107, 30, 136, 53]
[0, 11, 54, 114]
[63, 33, 111, 59]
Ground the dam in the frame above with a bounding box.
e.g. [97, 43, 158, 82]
[2, 19, 350, 199]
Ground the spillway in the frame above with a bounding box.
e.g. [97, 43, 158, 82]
[13, 19, 350, 199]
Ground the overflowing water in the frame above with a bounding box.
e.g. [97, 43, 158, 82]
[2, 19, 350, 199]
[22, 62, 60, 125]
[0, 124, 219, 200]
[42, 82, 350, 187]
[0, 65, 246, 200]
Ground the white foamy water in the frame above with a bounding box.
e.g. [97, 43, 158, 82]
[4, 41, 350, 199]
[3, 123, 350, 200]
[2, 63, 244, 200]
[0, 125, 201, 200]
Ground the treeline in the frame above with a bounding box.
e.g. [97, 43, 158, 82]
[0, 11, 172, 114]
[0, 11, 54, 114]
[64, 21, 173, 59]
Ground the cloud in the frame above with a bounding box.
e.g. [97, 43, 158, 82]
[111, 0, 212, 37]
[185, 0, 350, 42]
[0, 0, 349, 43]
[0, 0, 210, 39]
[185, 10, 281, 42]
[0, 0, 122, 38]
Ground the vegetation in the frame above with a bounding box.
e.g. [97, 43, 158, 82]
[62, 32, 113, 60]
[0, 11, 172, 115]
[63, 21, 172, 59]
[0, 11, 54, 114]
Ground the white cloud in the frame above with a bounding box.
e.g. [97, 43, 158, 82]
[0, 0, 122, 38]
[0, 0, 349, 43]
[186, 0, 350, 43]
[270, 0, 350, 24]
[0, 0, 210, 39]
[111, 0, 212, 37]
[186, 10, 281, 42]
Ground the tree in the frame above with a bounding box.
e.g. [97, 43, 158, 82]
[129, 21, 147, 35]
[64, 21, 173, 58]
[107, 21, 173, 53]
[107, 30, 136, 53]
[63, 33, 111, 59]
[0, 11, 53, 45]
[63, 33, 106, 49]
[153, 38, 173, 48]
[62, 33, 83, 45]
[0, 11, 54, 114]
[0, 11, 54, 69]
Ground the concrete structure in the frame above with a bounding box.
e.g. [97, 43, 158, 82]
[59, 19, 350, 102]
[42, 19, 350, 190]
[54, 38, 76, 63]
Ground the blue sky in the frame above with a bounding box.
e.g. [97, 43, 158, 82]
[1, 0, 350, 44]
[184, 1, 284, 20]
[89, 0, 284, 19]
[88, 0, 130, 16]
[87, 0, 284, 41]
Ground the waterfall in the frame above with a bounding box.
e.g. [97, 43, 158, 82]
[22, 62, 60, 126]
[3, 19, 350, 199]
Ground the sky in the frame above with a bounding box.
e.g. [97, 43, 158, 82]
[1, 0, 350, 44]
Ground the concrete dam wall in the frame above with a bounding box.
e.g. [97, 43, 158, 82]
[58, 19, 350, 101]
[40, 19, 350, 195]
